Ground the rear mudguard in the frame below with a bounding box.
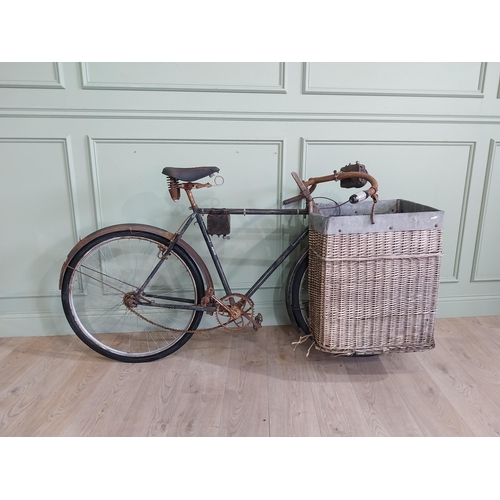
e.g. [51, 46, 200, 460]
[58, 223, 214, 292]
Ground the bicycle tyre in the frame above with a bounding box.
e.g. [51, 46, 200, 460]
[61, 229, 205, 362]
[286, 249, 310, 335]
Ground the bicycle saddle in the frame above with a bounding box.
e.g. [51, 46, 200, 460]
[162, 166, 220, 182]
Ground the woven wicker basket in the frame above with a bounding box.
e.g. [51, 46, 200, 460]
[308, 199, 444, 355]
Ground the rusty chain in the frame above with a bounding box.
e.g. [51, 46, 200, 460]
[122, 291, 257, 335]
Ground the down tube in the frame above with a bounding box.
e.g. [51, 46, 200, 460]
[245, 226, 308, 299]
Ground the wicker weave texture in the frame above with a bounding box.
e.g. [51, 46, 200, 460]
[308, 228, 442, 355]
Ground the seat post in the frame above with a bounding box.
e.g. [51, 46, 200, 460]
[183, 185, 198, 210]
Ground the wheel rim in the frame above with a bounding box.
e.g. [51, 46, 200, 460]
[66, 235, 199, 359]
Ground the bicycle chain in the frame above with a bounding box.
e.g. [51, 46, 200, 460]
[122, 292, 251, 335]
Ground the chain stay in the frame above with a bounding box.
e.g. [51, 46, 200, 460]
[123, 290, 257, 334]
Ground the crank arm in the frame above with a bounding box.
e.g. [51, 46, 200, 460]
[238, 309, 262, 330]
[211, 293, 262, 330]
[211, 294, 234, 315]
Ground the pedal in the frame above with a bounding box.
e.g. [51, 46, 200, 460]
[253, 313, 263, 331]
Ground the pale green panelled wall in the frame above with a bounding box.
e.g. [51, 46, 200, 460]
[0, 62, 499, 337]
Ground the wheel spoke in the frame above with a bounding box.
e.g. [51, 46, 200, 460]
[62, 231, 204, 362]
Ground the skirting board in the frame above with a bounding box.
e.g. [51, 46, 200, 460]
[0, 298, 498, 338]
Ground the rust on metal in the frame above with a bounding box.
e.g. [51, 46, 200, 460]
[283, 169, 379, 206]
[58, 223, 214, 292]
[167, 176, 181, 201]
[179, 182, 212, 210]
[291, 172, 321, 214]
[200, 286, 216, 314]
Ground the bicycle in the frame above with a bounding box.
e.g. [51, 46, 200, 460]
[59, 163, 378, 362]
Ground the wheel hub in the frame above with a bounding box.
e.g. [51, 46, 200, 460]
[123, 291, 139, 308]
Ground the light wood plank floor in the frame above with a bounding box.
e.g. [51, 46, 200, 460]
[1, 316, 499, 437]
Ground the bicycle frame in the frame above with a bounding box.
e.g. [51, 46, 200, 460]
[59, 165, 381, 362]
[135, 166, 379, 316]
[138, 206, 309, 313]
[61, 168, 378, 316]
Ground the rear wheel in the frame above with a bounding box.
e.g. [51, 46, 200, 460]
[61, 230, 204, 362]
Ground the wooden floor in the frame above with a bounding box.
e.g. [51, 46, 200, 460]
[1, 316, 499, 437]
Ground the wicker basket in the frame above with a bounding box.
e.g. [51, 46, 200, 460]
[308, 199, 444, 355]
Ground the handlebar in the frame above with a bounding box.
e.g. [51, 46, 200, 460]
[283, 170, 379, 206]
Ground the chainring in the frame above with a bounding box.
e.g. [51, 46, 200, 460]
[215, 293, 255, 330]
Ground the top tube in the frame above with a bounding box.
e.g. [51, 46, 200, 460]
[195, 208, 308, 216]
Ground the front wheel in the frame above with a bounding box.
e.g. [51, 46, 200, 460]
[61, 230, 205, 362]
[286, 249, 310, 335]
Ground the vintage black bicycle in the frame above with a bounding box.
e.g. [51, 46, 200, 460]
[59, 164, 378, 362]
